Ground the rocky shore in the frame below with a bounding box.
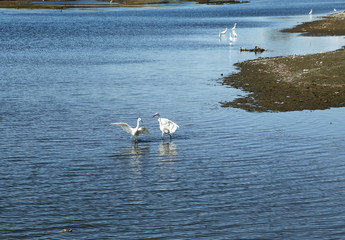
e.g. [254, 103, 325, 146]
[221, 12, 345, 112]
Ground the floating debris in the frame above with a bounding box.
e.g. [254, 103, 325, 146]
[240, 45, 266, 53]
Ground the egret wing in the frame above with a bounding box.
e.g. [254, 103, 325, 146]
[111, 122, 132, 134]
[160, 118, 179, 133]
[138, 127, 150, 136]
[160, 118, 170, 126]
[167, 120, 179, 133]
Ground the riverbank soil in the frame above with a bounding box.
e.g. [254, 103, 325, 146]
[0, 0, 85, 9]
[221, 48, 345, 112]
[0, 0, 246, 8]
[281, 12, 345, 36]
[221, 12, 345, 112]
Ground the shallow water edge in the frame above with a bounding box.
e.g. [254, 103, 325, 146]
[221, 11, 345, 112]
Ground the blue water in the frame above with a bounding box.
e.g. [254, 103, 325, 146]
[1, 0, 345, 239]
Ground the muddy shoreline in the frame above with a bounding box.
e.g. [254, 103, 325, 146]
[0, 0, 247, 9]
[221, 12, 345, 112]
[282, 12, 345, 36]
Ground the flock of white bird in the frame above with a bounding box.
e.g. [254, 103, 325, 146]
[111, 113, 179, 141]
[219, 23, 238, 45]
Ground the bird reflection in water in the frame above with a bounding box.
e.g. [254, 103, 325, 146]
[158, 142, 178, 179]
[120, 143, 150, 171]
[159, 142, 178, 162]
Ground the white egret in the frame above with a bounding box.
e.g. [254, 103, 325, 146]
[219, 27, 228, 38]
[309, 9, 312, 15]
[231, 23, 238, 38]
[152, 113, 179, 140]
[334, 8, 337, 12]
[232, 29, 237, 38]
[111, 117, 150, 141]
[229, 32, 233, 44]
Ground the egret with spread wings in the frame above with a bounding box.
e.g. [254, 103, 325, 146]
[111, 117, 150, 141]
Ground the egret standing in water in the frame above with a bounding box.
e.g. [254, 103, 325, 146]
[231, 23, 238, 38]
[309, 9, 312, 15]
[219, 27, 228, 39]
[153, 113, 179, 140]
[111, 117, 150, 141]
[229, 32, 233, 45]
[232, 29, 237, 38]
[232, 23, 237, 31]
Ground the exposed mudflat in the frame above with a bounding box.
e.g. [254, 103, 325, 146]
[221, 12, 345, 112]
[282, 12, 345, 36]
[0, 0, 246, 9]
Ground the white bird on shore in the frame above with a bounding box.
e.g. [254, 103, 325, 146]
[334, 8, 337, 12]
[309, 9, 312, 15]
[111, 117, 150, 141]
[153, 113, 179, 140]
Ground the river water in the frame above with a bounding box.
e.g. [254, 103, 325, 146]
[1, 0, 345, 239]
